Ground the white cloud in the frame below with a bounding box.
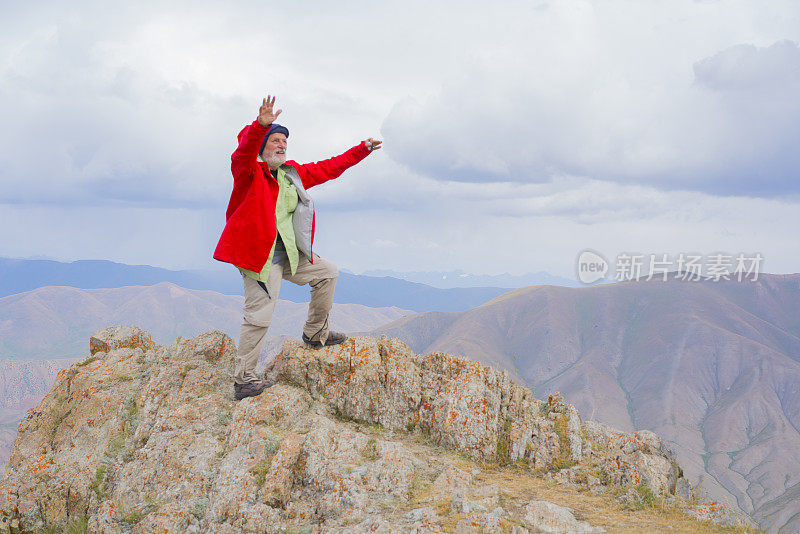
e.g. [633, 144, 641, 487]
[2, 174, 799, 279]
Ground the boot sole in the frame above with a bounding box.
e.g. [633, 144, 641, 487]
[234, 381, 274, 400]
[303, 335, 347, 349]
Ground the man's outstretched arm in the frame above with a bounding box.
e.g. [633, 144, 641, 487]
[230, 96, 283, 182]
[292, 138, 382, 189]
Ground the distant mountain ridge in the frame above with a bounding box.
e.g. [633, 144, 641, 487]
[0, 282, 412, 360]
[355, 268, 578, 289]
[0, 257, 510, 312]
[370, 273, 800, 533]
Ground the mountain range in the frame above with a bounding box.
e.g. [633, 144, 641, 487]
[2, 267, 799, 530]
[354, 268, 578, 289]
[0, 257, 511, 312]
[0, 282, 411, 361]
[369, 273, 800, 532]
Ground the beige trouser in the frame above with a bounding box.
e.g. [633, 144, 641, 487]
[234, 252, 338, 384]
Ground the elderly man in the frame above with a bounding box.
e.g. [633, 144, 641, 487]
[214, 95, 382, 400]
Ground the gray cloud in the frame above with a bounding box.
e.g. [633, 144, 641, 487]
[0, 2, 390, 210]
[0, 7, 250, 208]
[687, 40, 800, 195]
[694, 40, 800, 92]
[381, 39, 800, 197]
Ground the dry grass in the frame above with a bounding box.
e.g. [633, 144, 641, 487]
[391, 427, 753, 534]
[361, 437, 378, 461]
[475, 466, 753, 534]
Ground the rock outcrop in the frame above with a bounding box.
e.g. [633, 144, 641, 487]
[0, 327, 752, 533]
[371, 273, 800, 532]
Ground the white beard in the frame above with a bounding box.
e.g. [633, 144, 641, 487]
[264, 152, 287, 170]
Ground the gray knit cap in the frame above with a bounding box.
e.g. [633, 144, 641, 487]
[260, 124, 289, 153]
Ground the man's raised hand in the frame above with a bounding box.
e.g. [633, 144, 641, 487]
[364, 138, 383, 151]
[258, 95, 282, 127]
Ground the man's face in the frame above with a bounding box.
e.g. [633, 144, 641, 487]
[262, 133, 288, 168]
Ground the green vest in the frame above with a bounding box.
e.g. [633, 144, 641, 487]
[238, 167, 300, 282]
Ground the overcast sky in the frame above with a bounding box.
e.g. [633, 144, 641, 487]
[1, 0, 799, 279]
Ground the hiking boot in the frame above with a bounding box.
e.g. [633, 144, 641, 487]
[302, 330, 347, 348]
[234, 379, 274, 401]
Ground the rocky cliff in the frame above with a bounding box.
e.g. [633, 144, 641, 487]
[371, 274, 800, 532]
[0, 326, 753, 533]
[0, 358, 79, 471]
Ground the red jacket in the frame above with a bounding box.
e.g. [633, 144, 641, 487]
[213, 120, 371, 272]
